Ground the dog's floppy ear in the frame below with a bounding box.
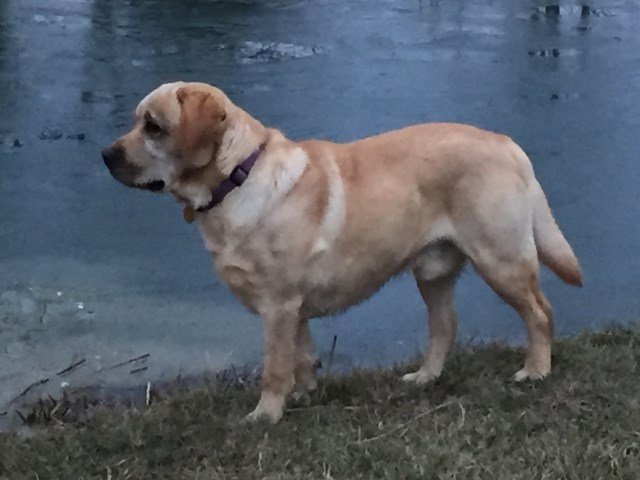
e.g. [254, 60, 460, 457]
[175, 87, 227, 159]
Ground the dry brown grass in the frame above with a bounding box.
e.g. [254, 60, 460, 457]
[2, 328, 640, 479]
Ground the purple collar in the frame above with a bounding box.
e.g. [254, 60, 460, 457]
[196, 143, 266, 213]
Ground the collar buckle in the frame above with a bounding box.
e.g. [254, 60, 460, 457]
[229, 165, 249, 186]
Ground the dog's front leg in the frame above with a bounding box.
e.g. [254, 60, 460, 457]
[245, 299, 301, 423]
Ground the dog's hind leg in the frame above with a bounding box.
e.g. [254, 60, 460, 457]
[452, 173, 554, 380]
[292, 318, 318, 400]
[402, 242, 465, 385]
[458, 208, 553, 379]
[474, 254, 553, 381]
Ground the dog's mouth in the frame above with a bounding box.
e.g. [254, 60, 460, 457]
[134, 180, 165, 192]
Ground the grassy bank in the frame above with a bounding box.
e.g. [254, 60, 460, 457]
[1, 328, 640, 479]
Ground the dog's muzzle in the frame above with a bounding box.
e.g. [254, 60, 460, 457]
[102, 144, 132, 176]
[102, 145, 165, 191]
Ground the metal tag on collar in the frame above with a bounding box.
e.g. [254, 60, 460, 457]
[183, 206, 195, 224]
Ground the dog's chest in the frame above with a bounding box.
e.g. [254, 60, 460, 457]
[211, 249, 264, 312]
[196, 221, 262, 311]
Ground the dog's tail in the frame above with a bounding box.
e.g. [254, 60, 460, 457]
[531, 181, 583, 286]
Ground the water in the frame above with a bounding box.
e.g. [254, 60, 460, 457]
[1, 0, 639, 427]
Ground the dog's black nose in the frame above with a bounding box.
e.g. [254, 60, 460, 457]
[101, 144, 125, 169]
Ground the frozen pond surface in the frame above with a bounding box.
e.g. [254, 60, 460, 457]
[0, 0, 639, 428]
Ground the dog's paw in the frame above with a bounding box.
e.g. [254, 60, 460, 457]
[243, 393, 285, 424]
[291, 381, 317, 404]
[513, 367, 548, 382]
[244, 407, 283, 424]
[401, 369, 439, 385]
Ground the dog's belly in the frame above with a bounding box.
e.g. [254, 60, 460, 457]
[299, 255, 412, 319]
[301, 277, 393, 319]
[299, 240, 464, 319]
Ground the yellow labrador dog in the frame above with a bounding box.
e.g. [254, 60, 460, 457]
[102, 81, 582, 423]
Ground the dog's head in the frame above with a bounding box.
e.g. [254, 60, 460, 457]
[102, 82, 237, 203]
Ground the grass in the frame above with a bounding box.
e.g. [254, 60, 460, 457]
[2, 328, 640, 479]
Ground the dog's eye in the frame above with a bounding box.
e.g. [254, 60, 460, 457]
[143, 116, 164, 136]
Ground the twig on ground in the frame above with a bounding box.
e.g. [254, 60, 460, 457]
[16, 410, 27, 424]
[14, 377, 50, 402]
[105, 353, 150, 371]
[457, 400, 466, 429]
[325, 335, 338, 378]
[288, 404, 365, 413]
[354, 401, 454, 444]
[145, 382, 152, 407]
[56, 358, 86, 376]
